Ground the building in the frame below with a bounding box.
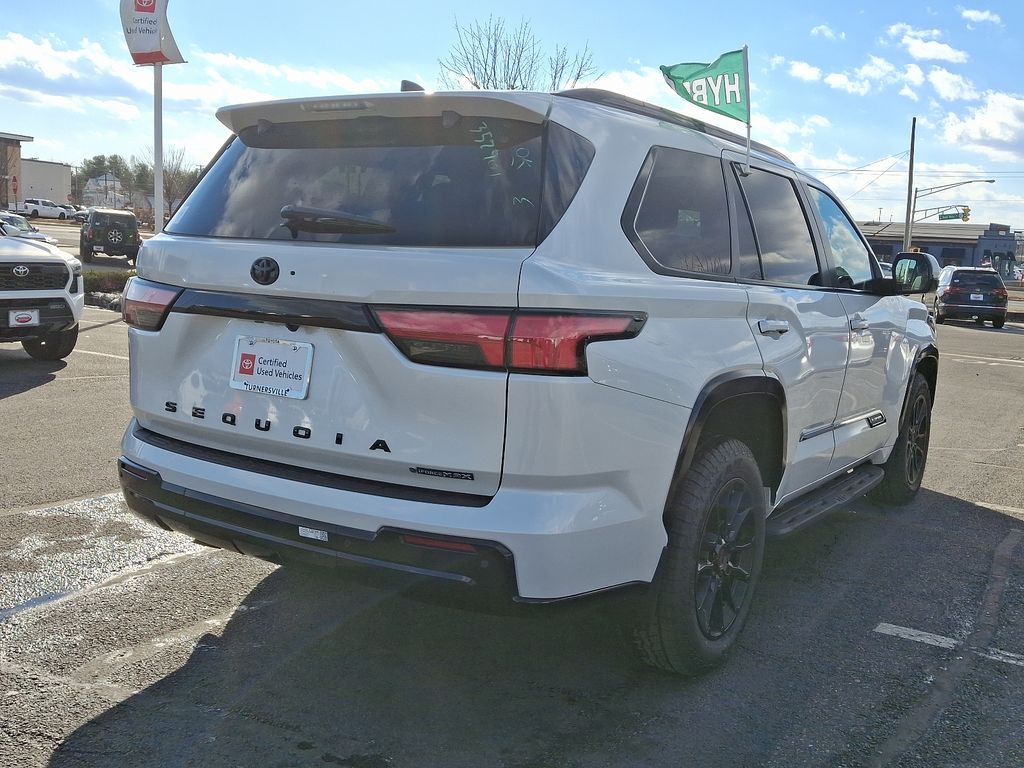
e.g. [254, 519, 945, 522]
[83, 173, 128, 209]
[0, 131, 33, 210]
[21, 158, 73, 207]
[859, 220, 1023, 282]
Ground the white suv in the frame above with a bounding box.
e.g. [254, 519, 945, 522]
[0, 234, 83, 359]
[118, 89, 938, 674]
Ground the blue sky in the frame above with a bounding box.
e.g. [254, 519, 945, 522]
[2, 0, 1022, 225]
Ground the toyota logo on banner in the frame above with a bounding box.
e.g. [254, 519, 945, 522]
[134, 0, 155, 11]
[12, 265, 30, 278]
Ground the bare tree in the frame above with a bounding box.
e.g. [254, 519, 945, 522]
[142, 145, 200, 216]
[439, 16, 598, 91]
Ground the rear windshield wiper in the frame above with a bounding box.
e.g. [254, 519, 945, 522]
[279, 205, 395, 235]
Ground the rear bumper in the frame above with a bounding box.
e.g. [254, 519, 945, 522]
[119, 456, 519, 596]
[937, 301, 1007, 319]
[120, 405, 676, 600]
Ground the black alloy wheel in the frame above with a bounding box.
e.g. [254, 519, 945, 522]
[869, 371, 932, 505]
[633, 438, 766, 675]
[903, 384, 930, 489]
[694, 477, 759, 639]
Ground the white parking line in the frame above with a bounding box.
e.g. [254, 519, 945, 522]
[874, 623, 957, 649]
[945, 352, 1024, 366]
[70, 349, 129, 361]
[874, 622, 1024, 669]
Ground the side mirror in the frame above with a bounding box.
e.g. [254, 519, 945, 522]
[892, 251, 939, 295]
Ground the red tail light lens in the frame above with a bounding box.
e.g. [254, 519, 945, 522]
[373, 308, 645, 375]
[373, 309, 511, 369]
[994, 287, 1008, 298]
[508, 313, 637, 372]
[122, 277, 182, 331]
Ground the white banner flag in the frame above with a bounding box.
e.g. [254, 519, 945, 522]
[120, 0, 185, 66]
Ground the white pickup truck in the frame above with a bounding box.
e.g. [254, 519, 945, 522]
[15, 198, 68, 220]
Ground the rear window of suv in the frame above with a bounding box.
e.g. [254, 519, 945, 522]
[951, 271, 1002, 288]
[168, 115, 594, 247]
[92, 212, 137, 228]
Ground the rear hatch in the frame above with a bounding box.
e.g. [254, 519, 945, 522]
[948, 271, 1007, 307]
[128, 92, 594, 498]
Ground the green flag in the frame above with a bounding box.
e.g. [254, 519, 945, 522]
[660, 48, 750, 124]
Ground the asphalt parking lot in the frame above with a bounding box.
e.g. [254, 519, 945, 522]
[2, 306, 1023, 767]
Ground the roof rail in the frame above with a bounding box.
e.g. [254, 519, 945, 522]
[555, 88, 792, 165]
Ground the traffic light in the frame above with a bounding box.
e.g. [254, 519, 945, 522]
[961, 206, 971, 222]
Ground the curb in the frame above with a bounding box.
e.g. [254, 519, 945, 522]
[85, 292, 121, 311]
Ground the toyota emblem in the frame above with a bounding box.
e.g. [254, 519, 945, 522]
[250, 257, 280, 286]
[12, 265, 30, 278]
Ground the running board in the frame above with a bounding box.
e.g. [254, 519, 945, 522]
[766, 465, 884, 538]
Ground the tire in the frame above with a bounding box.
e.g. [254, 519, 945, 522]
[633, 438, 766, 675]
[22, 324, 79, 361]
[126, 248, 139, 265]
[869, 372, 931, 506]
[28, 210, 39, 219]
[993, 318, 1005, 329]
[932, 301, 944, 324]
[80, 239, 93, 263]
[974, 317, 985, 325]
[58, 212, 66, 220]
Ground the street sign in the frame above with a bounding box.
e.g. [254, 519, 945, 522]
[938, 212, 961, 220]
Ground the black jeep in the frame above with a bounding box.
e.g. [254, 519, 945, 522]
[80, 209, 140, 264]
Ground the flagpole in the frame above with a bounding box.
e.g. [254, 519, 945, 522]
[743, 44, 751, 175]
[154, 62, 163, 234]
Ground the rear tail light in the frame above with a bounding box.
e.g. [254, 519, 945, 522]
[994, 287, 1008, 299]
[122, 277, 182, 331]
[373, 307, 645, 375]
[372, 309, 510, 368]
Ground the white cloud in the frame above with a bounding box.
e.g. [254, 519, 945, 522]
[825, 73, 871, 96]
[886, 22, 968, 63]
[788, 61, 822, 81]
[855, 56, 896, 81]
[904, 64, 925, 87]
[886, 23, 941, 40]
[899, 85, 919, 101]
[768, 55, 786, 69]
[942, 92, 1024, 161]
[753, 114, 831, 148]
[927, 67, 979, 101]
[811, 24, 845, 40]
[960, 8, 1002, 24]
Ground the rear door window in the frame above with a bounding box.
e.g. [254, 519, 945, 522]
[168, 115, 592, 248]
[736, 167, 821, 287]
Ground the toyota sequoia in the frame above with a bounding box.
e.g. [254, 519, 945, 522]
[118, 88, 939, 675]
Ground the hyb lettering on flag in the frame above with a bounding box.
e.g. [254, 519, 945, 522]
[660, 49, 749, 124]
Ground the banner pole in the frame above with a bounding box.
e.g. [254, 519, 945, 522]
[743, 44, 751, 175]
[154, 62, 163, 234]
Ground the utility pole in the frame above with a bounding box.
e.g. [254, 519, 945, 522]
[901, 117, 917, 252]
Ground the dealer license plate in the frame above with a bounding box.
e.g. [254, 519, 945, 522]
[9, 309, 39, 327]
[229, 336, 314, 399]
[971, 293, 984, 301]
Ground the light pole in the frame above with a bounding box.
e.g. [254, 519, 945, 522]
[902, 179, 995, 251]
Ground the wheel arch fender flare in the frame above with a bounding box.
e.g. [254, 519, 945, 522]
[900, 345, 938, 427]
[669, 370, 788, 510]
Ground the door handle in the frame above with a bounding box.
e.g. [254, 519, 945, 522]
[850, 317, 870, 332]
[758, 319, 790, 336]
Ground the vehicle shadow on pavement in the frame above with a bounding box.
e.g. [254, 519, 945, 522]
[0, 353, 66, 398]
[44, 489, 1024, 768]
